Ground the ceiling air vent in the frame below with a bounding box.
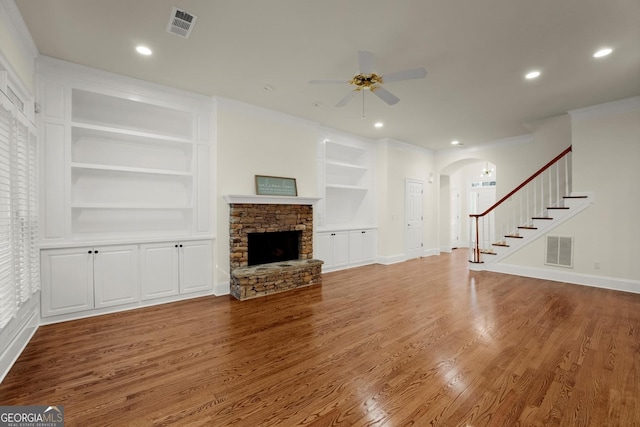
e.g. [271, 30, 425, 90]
[166, 7, 198, 39]
[545, 235, 574, 268]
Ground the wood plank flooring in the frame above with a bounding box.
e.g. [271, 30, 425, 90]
[1, 249, 639, 426]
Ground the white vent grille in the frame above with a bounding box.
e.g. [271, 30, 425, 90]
[166, 7, 198, 39]
[545, 235, 573, 268]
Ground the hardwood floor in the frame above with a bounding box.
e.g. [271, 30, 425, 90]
[1, 250, 639, 426]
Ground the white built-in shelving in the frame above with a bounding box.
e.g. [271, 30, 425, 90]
[315, 133, 377, 271]
[38, 57, 215, 322]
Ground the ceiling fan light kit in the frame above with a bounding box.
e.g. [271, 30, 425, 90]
[310, 50, 427, 113]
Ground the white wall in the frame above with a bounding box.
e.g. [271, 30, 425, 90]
[215, 99, 319, 284]
[376, 139, 436, 262]
[502, 98, 640, 287]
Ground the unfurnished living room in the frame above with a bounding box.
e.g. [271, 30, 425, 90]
[0, 1, 639, 426]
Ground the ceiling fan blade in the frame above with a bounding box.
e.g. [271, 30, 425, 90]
[358, 50, 375, 75]
[372, 86, 400, 105]
[309, 79, 350, 84]
[382, 67, 428, 83]
[336, 90, 357, 107]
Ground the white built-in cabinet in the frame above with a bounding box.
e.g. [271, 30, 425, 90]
[41, 245, 138, 316]
[315, 231, 349, 270]
[140, 240, 212, 300]
[315, 133, 377, 271]
[348, 229, 377, 265]
[37, 57, 215, 322]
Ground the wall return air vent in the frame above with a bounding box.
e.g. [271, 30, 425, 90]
[166, 7, 198, 39]
[545, 235, 574, 268]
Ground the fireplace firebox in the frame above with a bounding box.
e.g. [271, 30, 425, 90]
[248, 231, 300, 266]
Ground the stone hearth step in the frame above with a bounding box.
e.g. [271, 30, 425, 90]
[230, 259, 324, 301]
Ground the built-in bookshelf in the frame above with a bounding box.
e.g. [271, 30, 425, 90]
[39, 59, 214, 244]
[315, 133, 377, 271]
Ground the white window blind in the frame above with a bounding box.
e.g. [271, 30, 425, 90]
[0, 90, 39, 330]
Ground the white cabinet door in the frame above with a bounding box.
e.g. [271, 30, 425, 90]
[140, 243, 180, 300]
[350, 229, 377, 264]
[93, 245, 139, 308]
[333, 231, 349, 267]
[349, 230, 365, 264]
[41, 248, 94, 317]
[315, 232, 332, 267]
[362, 229, 377, 262]
[180, 240, 213, 294]
[316, 231, 349, 269]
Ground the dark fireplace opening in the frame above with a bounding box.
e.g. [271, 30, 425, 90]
[248, 231, 300, 266]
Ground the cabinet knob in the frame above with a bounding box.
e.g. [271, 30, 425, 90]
[180, 244, 183, 247]
[95, 250, 99, 254]
[88, 250, 92, 254]
[362, 231, 365, 234]
[175, 244, 179, 248]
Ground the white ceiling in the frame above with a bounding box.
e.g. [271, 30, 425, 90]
[15, 0, 640, 151]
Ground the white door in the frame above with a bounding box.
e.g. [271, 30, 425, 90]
[451, 188, 461, 248]
[405, 179, 424, 260]
[469, 184, 497, 248]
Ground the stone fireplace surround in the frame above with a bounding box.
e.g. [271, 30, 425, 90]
[224, 195, 323, 300]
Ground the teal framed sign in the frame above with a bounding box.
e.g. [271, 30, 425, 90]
[255, 175, 298, 196]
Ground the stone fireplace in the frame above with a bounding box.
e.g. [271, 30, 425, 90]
[224, 195, 323, 300]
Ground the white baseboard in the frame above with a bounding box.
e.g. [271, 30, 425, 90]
[214, 281, 230, 296]
[376, 254, 406, 265]
[423, 248, 440, 257]
[0, 296, 40, 383]
[485, 263, 640, 294]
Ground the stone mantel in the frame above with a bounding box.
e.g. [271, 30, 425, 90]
[224, 194, 321, 205]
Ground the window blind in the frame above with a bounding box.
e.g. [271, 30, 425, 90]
[0, 90, 39, 330]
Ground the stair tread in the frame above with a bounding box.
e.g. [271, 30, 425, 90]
[532, 217, 554, 220]
[518, 226, 538, 229]
[492, 243, 510, 247]
[505, 234, 524, 239]
[563, 195, 588, 199]
[547, 206, 570, 209]
[480, 250, 497, 255]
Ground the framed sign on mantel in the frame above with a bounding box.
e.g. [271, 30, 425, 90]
[255, 175, 298, 196]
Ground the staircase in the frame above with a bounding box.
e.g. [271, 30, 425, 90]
[468, 146, 592, 269]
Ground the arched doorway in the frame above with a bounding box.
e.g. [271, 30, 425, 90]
[439, 158, 497, 255]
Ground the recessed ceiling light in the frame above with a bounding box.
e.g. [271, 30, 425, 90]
[136, 45, 152, 56]
[263, 84, 275, 91]
[525, 70, 541, 80]
[374, 122, 384, 128]
[593, 48, 613, 58]
[451, 140, 460, 145]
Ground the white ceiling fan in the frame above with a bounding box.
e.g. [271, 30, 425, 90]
[310, 50, 427, 108]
